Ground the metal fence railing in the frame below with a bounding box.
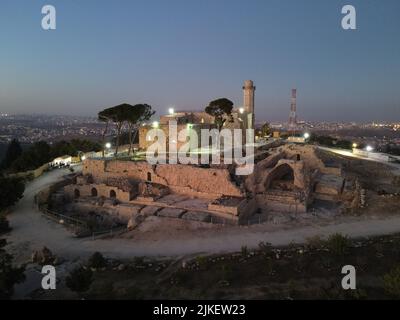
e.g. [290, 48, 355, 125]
[39, 205, 88, 227]
[90, 226, 127, 240]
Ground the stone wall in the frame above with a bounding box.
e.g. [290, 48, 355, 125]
[281, 145, 341, 174]
[255, 192, 307, 213]
[245, 156, 306, 194]
[64, 183, 133, 202]
[36, 178, 74, 206]
[8, 163, 49, 180]
[208, 197, 256, 216]
[82, 159, 243, 199]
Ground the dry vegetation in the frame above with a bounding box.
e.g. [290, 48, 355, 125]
[31, 233, 400, 300]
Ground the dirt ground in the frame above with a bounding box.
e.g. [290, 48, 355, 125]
[30, 232, 400, 300]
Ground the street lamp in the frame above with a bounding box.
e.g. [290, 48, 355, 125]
[366, 145, 373, 152]
[105, 142, 111, 149]
[352, 143, 358, 148]
[239, 108, 245, 114]
[152, 121, 159, 128]
[168, 107, 175, 115]
[303, 132, 310, 139]
[81, 155, 86, 161]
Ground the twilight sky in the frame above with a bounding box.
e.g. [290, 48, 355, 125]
[0, 0, 399, 122]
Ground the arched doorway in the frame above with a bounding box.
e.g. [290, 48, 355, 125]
[74, 189, 80, 198]
[109, 190, 116, 198]
[91, 187, 98, 197]
[264, 163, 295, 191]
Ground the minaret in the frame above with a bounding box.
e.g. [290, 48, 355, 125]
[289, 88, 297, 137]
[242, 80, 255, 129]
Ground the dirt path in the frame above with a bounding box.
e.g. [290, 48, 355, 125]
[5, 169, 400, 261]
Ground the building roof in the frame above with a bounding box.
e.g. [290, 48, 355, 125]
[53, 155, 71, 161]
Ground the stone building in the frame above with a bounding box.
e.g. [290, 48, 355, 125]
[61, 80, 348, 226]
[138, 80, 256, 150]
[63, 144, 346, 225]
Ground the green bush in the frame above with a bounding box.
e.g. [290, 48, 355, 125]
[87, 252, 107, 269]
[195, 256, 207, 266]
[0, 177, 25, 212]
[65, 266, 93, 293]
[383, 265, 400, 298]
[0, 239, 26, 299]
[306, 235, 324, 250]
[326, 233, 350, 256]
[258, 241, 272, 255]
[241, 246, 248, 258]
[0, 217, 11, 234]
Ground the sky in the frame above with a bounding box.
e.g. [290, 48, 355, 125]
[0, 0, 399, 122]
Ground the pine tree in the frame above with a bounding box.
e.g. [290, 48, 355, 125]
[1, 139, 22, 170]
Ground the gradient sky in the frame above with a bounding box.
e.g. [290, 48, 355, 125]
[0, 0, 399, 121]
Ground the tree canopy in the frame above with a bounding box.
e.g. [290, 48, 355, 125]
[0, 239, 25, 299]
[205, 98, 234, 131]
[10, 141, 51, 172]
[98, 103, 155, 156]
[0, 139, 22, 170]
[261, 122, 272, 137]
[5, 139, 101, 173]
[0, 177, 25, 212]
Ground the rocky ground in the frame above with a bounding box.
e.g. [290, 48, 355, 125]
[25, 233, 400, 300]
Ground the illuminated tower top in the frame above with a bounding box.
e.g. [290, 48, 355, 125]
[242, 80, 256, 129]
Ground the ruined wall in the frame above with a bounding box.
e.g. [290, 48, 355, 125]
[264, 160, 305, 189]
[244, 153, 284, 193]
[255, 193, 307, 213]
[208, 198, 256, 217]
[64, 183, 132, 202]
[82, 159, 243, 199]
[245, 156, 306, 194]
[284, 145, 321, 168]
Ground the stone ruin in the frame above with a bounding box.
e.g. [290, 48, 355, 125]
[61, 144, 350, 226]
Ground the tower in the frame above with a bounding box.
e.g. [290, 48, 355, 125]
[289, 88, 297, 136]
[242, 80, 256, 129]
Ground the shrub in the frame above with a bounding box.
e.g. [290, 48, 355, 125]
[326, 233, 350, 256]
[383, 265, 400, 298]
[241, 246, 248, 258]
[305, 235, 324, 250]
[0, 239, 26, 299]
[258, 241, 272, 255]
[133, 256, 144, 265]
[87, 252, 107, 269]
[0, 217, 11, 234]
[0, 177, 25, 212]
[65, 266, 93, 294]
[195, 256, 207, 266]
